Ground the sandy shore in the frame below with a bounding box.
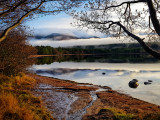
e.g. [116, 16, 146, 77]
[28, 73, 160, 120]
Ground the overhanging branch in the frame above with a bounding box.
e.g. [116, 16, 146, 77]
[80, 19, 160, 59]
[0, 0, 27, 17]
[0, 1, 44, 42]
[116, 22, 160, 59]
[96, 0, 146, 11]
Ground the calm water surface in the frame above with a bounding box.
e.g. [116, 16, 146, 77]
[30, 57, 160, 105]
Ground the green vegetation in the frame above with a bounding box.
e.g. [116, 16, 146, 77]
[36, 43, 160, 56]
[36, 45, 146, 55]
[0, 72, 53, 120]
[105, 107, 135, 120]
[97, 107, 160, 120]
[35, 43, 160, 64]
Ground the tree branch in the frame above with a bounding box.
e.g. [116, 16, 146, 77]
[0, 0, 27, 17]
[0, 7, 8, 12]
[147, 0, 160, 36]
[0, 1, 44, 42]
[96, 0, 146, 11]
[116, 22, 160, 59]
[37, 9, 63, 13]
[80, 18, 160, 59]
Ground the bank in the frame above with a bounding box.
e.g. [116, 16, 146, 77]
[28, 73, 160, 120]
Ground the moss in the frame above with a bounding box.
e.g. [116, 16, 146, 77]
[100, 107, 160, 120]
[102, 107, 135, 120]
[115, 113, 135, 120]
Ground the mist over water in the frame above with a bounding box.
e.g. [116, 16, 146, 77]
[28, 37, 136, 48]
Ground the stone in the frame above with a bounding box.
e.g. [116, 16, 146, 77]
[129, 79, 139, 88]
[144, 82, 152, 85]
[148, 80, 153, 82]
[102, 72, 106, 75]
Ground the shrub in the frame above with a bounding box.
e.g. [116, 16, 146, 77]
[0, 29, 37, 75]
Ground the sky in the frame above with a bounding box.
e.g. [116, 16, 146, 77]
[26, 0, 147, 37]
[26, 13, 138, 48]
[26, 0, 141, 37]
[26, 12, 112, 47]
[26, 13, 106, 38]
[25, 1, 147, 47]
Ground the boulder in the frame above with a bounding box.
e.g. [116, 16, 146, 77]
[128, 79, 139, 88]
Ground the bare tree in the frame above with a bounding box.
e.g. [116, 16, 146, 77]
[0, 0, 80, 42]
[71, 0, 160, 59]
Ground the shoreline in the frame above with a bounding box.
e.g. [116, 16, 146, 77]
[29, 52, 148, 58]
[29, 54, 95, 58]
[28, 73, 160, 120]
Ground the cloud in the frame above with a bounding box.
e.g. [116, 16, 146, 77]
[28, 37, 136, 48]
[26, 1, 148, 40]
[33, 27, 106, 38]
[26, 13, 107, 38]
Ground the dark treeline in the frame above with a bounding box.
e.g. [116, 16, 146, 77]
[35, 43, 160, 64]
[36, 53, 160, 65]
[36, 43, 160, 55]
[36, 45, 150, 55]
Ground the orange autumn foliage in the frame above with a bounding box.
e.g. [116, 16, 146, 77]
[0, 29, 37, 75]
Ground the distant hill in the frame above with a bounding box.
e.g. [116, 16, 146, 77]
[34, 33, 99, 40]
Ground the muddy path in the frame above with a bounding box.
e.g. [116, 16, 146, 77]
[29, 73, 160, 120]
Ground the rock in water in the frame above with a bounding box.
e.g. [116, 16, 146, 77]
[144, 82, 152, 85]
[148, 80, 153, 82]
[102, 72, 106, 75]
[129, 79, 139, 88]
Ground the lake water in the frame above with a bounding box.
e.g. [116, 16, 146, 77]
[30, 56, 160, 105]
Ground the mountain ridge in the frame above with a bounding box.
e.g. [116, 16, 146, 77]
[35, 33, 99, 40]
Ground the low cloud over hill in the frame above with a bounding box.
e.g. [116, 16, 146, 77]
[34, 33, 99, 40]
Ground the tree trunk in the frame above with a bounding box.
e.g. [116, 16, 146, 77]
[117, 22, 160, 59]
[147, 0, 160, 35]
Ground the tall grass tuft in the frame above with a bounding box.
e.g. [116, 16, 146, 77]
[0, 92, 35, 120]
[0, 73, 53, 120]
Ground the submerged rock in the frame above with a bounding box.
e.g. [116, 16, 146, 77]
[144, 82, 152, 85]
[148, 80, 153, 82]
[144, 80, 153, 85]
[102, 72, 106, 75]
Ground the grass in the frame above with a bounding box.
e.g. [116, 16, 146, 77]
[105, 107, 135, 120]
[0, 72, 53, 120]
[99, 107, 160, 120]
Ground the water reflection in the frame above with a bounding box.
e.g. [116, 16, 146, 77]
[29, 56, 160, 105]
[36, 54, 160, 65]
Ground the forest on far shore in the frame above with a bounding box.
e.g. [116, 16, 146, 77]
[35, 43, 160, 55]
